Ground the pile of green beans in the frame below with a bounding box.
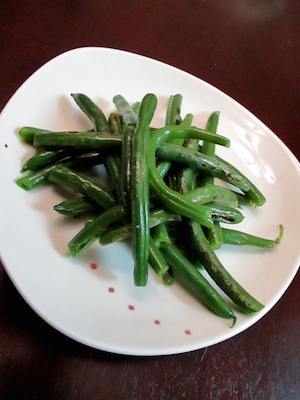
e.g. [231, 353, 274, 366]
[16, 93, 284, 324]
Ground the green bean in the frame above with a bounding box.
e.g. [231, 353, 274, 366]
[176, 135, 199, 194]
[162, 269, 175, 286]
[109, 98, 137, 206]
[113, 94, 137, 126]
[151, 223, 171, 248]
[16, 151, 104, 190]
[33, 131, 122, 150]
[166, 168, 179, 192]
[156, 143, 250, 191]
[199, 111, 223, 249]
[204, 226, 223, 251]
[176, 161, 197, 194]
[105, 113, 123, 205]
[161, 243, 236, 320]
[234, 192, 255, 207]
[208, 202, 244, 224]
[71, 93, 110, 132]
[187, 219, 264, 314]
[104, 154, 122, 204]
[156, 160, 172, 179]
[221, 225, 284, 248]
[48, 165, 116, 210]
[131, 93, 157, 286]
[199, 111, 219, 185]
[214, 154, 266, 207]
[182, 185, 239, 208]
[120, 124, 135, 206]
[21, 148, 77, 172]
[53, 196, 99, 215]
[148, 236, 169, 277]
[108, 112, 123, 134]
[19, 127, 50, 142]
[244, 184, 266, 207]
[163, 96, 186, 181]
[180, 113, 194, 127]
[204, 218, 223, 249]
[131, 101, 140, 114]
[68, 204, 128, 257]
[151, 125, 230, 149]
[63, 150, 104, 168]
[16, 164, 58, 190]
[99, 208, 180, 246]
[165, 94, 183, 126]
[163, 222, 205, 270]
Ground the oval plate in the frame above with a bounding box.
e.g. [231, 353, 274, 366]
[0, 47, 299, 356]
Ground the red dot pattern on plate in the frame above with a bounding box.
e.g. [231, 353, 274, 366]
[89, 263, 192, 336]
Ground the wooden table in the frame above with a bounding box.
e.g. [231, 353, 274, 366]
[1, 2, 299, 399]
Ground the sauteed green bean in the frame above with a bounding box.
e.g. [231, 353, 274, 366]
[16, 93, 283, 323]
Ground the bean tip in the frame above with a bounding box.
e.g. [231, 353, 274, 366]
[275, 224, 284, 245]
[230, 315, 237, 328]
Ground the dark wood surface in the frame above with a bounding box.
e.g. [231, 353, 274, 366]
[0, 1, 299, 399]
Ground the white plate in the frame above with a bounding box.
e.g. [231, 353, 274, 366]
[0, 47, 299, 356]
